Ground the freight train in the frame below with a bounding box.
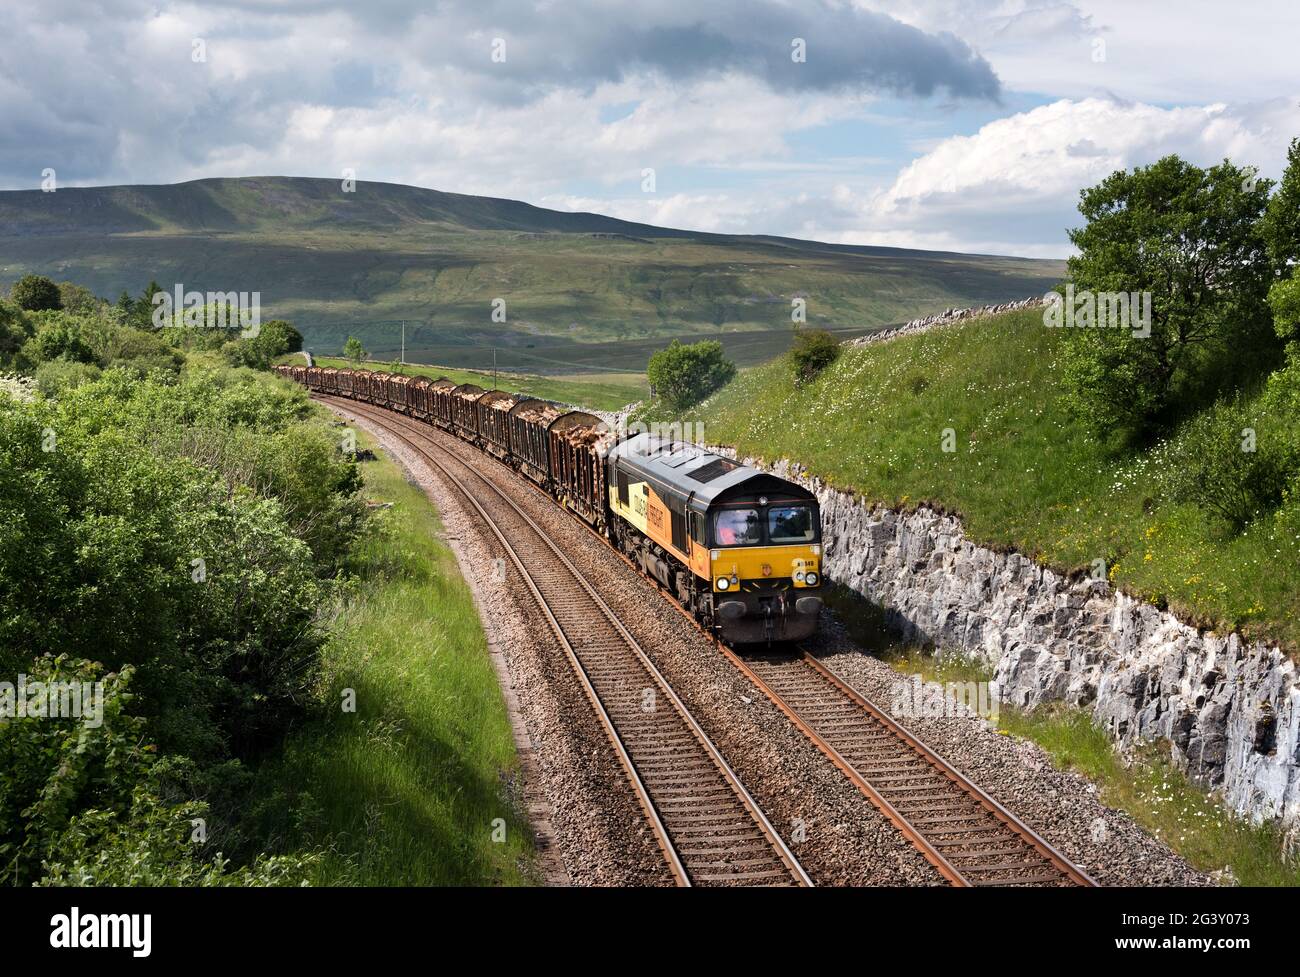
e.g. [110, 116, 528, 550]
[277, 364, 823, 645]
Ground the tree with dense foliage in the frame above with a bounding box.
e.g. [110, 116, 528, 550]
[1060, 155, 1275, 441]
[0, 299, 32, 367]
[647, 339, 736, 411]
[0, 362, 363, 884]
[9, 274, 62, 312]
[222, 318, 305, 369]
[343, 335, 366, 363]
[1270, 274, 1300, 344]
[790, 328, 840, 386]
[24, 312, 95, 364]
[57, 281, 102, 317]
[1263, 137, 1300, 273]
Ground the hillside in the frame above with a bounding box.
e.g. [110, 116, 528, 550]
[0, 177, 1064, 367]
[683, 309, 1300, 650]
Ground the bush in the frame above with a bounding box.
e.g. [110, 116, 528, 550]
[647, 339, 737, 411]
[9, 274, 62, 312]
[0, 364, 363, 787]
[220, 319, 304, 370]
[1163, 398, 1296, 531]
[1, 657, 316, 886]
[790, 329, 840, 385]
[0, 300, 32, 367]
[35, 359, 101, 396]
[23, 312, 95, 364]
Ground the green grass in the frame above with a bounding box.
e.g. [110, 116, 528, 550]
[997, 706, 1300, 887]
[305, 354, 647, 411]
[691, 309, 1300, 651]
[868, 638, 1299, 886]
[249, 432, 536, 885]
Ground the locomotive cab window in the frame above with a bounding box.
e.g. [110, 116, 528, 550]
[688, 511, 704, 544]
[768, 504, 816, 543]
[713, 508, 761, 546]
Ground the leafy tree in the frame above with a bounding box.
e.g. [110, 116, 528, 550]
[1061, 155, 1275, 440]
[24, 313, 95, 364]
[261, 319, 303, 354]
[1263, 137, 1300, 273]
[343, 335, 366, 363]
[1268, 273, 1300, 344]
[647, 339, 736, 411]
[1263, 275, 1300, 417]
[57, 281, 101, 317]
[790, 328, 840, 385]
[9, 274, 62, 311]
[0, 299, 33, 366]
[2, 658, 316, 886]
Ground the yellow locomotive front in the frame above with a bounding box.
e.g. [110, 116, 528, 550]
[704, 488, 822, 644]
[606, 434, 822, 645]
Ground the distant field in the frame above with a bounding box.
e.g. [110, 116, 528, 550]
[385, 321, 891, 374]
[0, 176, 1065, 360]
[305, 355, 647, 412]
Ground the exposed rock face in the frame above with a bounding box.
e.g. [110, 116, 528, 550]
[849, 296, 1044, 346]
[719, 451, 1300, 837]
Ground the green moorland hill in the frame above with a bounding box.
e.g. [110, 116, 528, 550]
[686, 309, 1300, 651]
[0, 176, 1064, 365]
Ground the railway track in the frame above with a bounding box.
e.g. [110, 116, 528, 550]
[323, 395, 1095, 888]
[727, 650, 1096, 887]
[326, 397, 811, 887]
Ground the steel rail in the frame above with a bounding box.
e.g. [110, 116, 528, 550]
[326, 396, 811, 887]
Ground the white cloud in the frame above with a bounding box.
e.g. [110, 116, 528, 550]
[547, 96, 1300, 258]
[858, 96, 1300, 255]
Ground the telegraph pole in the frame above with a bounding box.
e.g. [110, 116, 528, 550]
[493, 347, 497, 389]
[400, 321, 405, 366]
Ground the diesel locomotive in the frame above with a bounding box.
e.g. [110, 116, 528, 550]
[277, 364, 822, 645]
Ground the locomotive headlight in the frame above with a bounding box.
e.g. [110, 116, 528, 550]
[716, 576, 730, 591]
[805, 572, 818, 586]
[794, 570, 805, 583]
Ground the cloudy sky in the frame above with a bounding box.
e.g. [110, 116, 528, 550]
[3, 0, 1298, 257]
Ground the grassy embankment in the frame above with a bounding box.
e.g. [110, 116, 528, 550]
[755, 301, 1300, 884]
[861, 634, 1300, 886]
[303, 354, 646, 413]
[251, 429, 535, 885]
[686, 308, 1299, 651]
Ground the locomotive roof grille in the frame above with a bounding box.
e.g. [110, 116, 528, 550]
[687, 457, 740, 483]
